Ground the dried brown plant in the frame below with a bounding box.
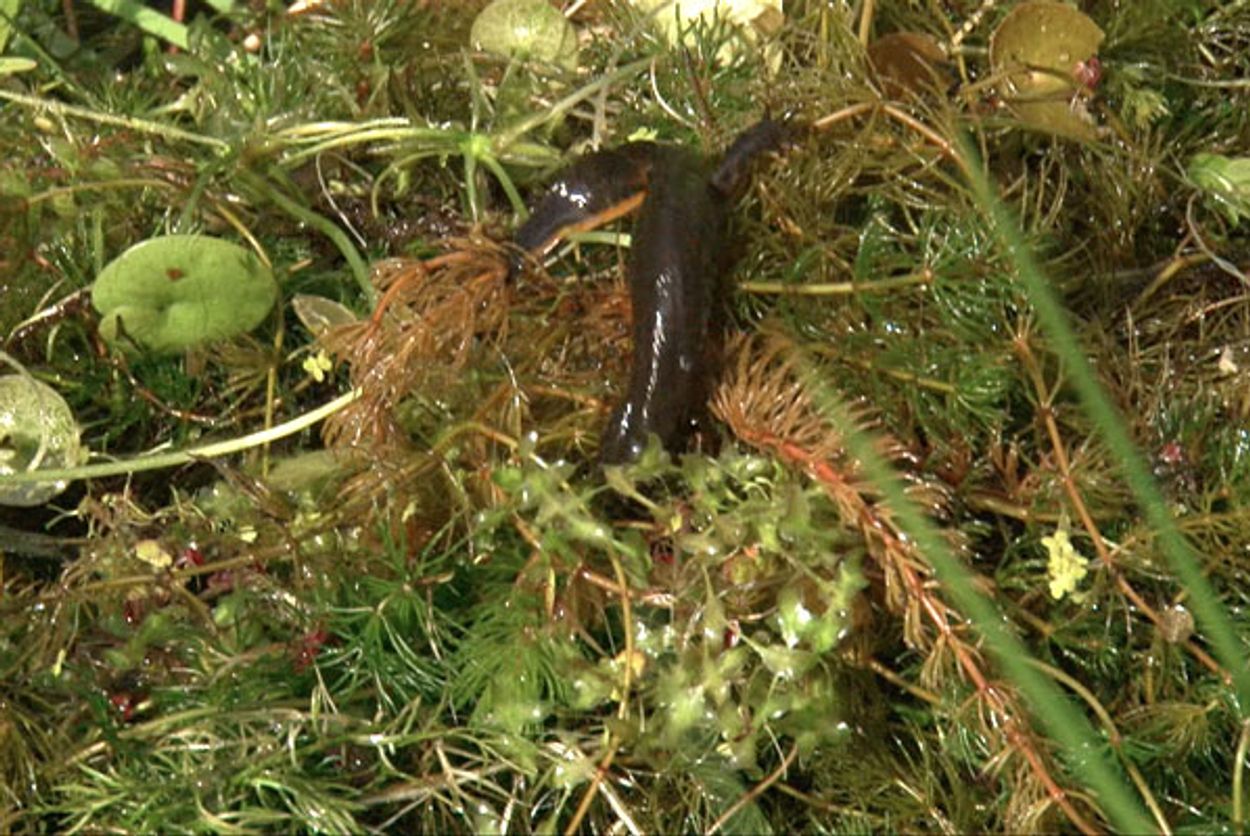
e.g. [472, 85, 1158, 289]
[317, 231, 643, 528]
[321, 238, 512, 452]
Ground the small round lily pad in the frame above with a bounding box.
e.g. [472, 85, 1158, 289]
[291, 293, 359, 337]
[0, 375, 86, 507]
[93, 235, 278, 355]
[470, 0, 579, 70]
[989, 1, 1104, 140]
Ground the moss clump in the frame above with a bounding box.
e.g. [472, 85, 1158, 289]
[1, 0, 1249, 832]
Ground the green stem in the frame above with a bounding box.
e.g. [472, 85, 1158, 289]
[0, 88, 228, 150]
[0, 389, 360, 486]
[479, 154, 527, 217]
[25, 178, 179, 205]
[1235, 719, 1250, 830]
[91, 0, 189, 49]
[491, 57, 652, 151]
[463, 151, 480, 222]
[276, 124, 452, 168]
[247, 174, 374, 303]
[370, 148, 456, 218]
[740, 271, 934, 295]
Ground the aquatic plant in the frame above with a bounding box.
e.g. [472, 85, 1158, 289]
[1, 0, 1248, 831]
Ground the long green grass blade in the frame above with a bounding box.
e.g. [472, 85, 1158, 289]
[958, 134, 1250, 707]
[90, 0, 189, 49]
[799, 361, 1155, 832]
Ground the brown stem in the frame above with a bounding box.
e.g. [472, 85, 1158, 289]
[1014, 335, 1227, 683]
[707, 743, 800, 835]
[733, 422, 1101, 834]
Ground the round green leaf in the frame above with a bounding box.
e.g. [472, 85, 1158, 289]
[470, 0, 579, 71]
[92, 235, 278, 354]
[0, 375, 86, 507]
[291, 293, 358, 336]
[989, 1, 1104, 140]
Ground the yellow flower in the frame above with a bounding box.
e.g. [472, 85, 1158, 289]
[302, 350, 333, 383]
[134, 538, 172, 569]
[1043, 526, 1089, 600]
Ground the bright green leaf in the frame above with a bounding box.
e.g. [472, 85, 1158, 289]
[470, 0, 579, 71]
[1189, 153, 1250, 226]
[0, 57, 36, 75]
[92, 235, 278, 355]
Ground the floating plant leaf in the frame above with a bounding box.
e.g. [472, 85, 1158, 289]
[0, 375, 87, 507]
[92, 235, 277, 355]
[470, 0, 579, 71]
[867, 32, 951, 98]
[291, 293, 358, 337]
[989, 1, 1104, 140]
[632, 0, 784, 69]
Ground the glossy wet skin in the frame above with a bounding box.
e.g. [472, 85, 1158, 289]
[509, 143, 655, 277]
[711, 118, 792, 196]
[598, 146, 725, 464]
[512, 119, 790, 464]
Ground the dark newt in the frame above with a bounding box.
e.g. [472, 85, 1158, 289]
[509, 143, 656, 278]
[710, 117, 795, 196]
[598, 144, 726, 464]
[512, 119, 793, 463]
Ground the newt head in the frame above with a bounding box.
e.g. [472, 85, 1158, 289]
[508, 143, 656, 280]
[711, 117, 804, 197]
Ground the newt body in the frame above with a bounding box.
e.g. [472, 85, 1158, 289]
[509, 143, 655, 277]
[711, 118, 793, 196]
[512, 119, 791, 463]
[598, 145, 725, 464]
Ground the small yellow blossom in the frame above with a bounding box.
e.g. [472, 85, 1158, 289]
[134, 538, 172, 568]
[1043, 526, 1089, 600]
[608, 649, 647, 701]
[302, 350, 333, 383]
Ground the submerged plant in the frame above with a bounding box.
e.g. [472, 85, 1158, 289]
[0, 365, 86, 506]
[2, 0, 1250, 832]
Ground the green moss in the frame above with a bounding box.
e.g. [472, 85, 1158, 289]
[1, 0, 1249, 831]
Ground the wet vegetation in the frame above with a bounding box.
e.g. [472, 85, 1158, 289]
[2, 0, 1249, 831]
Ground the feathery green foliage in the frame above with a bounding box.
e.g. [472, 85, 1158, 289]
[2, 0, 1249, 831]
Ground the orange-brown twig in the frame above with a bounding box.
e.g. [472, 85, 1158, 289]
[712, 333, 1100, 834]
[1014, 332, 1227, 682]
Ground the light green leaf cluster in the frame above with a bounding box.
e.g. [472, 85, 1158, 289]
[1189, 153, 1250, 226]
